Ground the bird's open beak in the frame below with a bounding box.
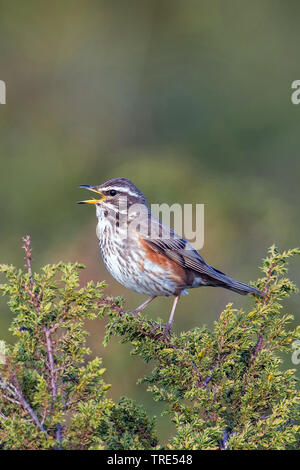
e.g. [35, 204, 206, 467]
[77, 185, 106, 204]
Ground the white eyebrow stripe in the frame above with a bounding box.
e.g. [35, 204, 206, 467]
[101, 186, 138, 197]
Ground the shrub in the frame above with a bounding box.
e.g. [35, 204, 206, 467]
[0, 238, 299, 449]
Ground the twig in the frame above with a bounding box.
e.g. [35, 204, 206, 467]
[203, 365, 217, 389]
[0, 375, 48, 436]
[219, 428, 235, 450]
[22, 235, 33, 287]
[97, 296, 124, 316]
[22, 236, 62, 440]
[0, 410, 7, 420]
[44, 327, 62, 443]
[41, 406, 48, 426]
[1, 393, 20, 405]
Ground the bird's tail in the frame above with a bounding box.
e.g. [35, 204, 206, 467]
[218, 275, 264, 297]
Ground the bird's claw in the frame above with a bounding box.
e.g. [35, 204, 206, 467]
[149, 322, 173, 339]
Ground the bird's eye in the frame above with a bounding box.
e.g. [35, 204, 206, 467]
[109, 189, 117, 196]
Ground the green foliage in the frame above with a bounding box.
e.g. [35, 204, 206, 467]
[102, 397, 158, 450]
[0, 237, 157, 450]
[0, 239, 299, 450]
[105, 245, 300, 450]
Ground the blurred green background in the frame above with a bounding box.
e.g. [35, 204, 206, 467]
[0, 0, 299, 442]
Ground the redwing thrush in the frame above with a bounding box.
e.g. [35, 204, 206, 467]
[78, 178, 263, 332]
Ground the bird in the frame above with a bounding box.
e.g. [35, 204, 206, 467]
[77, 177, 263, 333]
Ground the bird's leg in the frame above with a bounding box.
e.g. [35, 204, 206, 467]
[128, 295, 157, 317]
[166, 295, 180, 331]
[150, 295, 180, 338]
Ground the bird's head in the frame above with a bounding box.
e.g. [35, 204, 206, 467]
[77, 178, 148, 215]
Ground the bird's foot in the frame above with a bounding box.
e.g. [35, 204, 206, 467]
[149, 322, 173, 340]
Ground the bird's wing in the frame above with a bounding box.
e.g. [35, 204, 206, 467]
[142, 236, 227, 283]
[139, 216, 263, 296]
